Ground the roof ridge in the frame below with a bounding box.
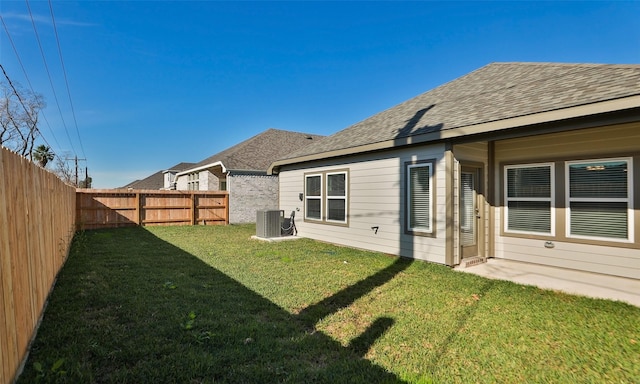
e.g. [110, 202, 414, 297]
[436, 64, 599, 105]
[263, 127, 324, 137]
[400, 63, 640, 113]
[490, 62, 640, 68]
[274, 62, 640, 165]
[188, 128, 325, 171]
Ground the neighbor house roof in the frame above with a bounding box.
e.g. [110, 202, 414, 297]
[270, 62, 640, 172]
[180, 128, 324, 175]
[121, 162, 195, 189]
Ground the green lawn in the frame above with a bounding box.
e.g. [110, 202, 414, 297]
[17, 225, 640, 383]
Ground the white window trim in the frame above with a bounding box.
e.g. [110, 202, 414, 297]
[565, 157, 634, 243]
[504, 162, 555, 236]
[325, 171, 348, 224]
[407, 162, 434, 234]
[304, 174, 323, 221]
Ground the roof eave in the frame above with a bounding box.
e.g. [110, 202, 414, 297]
[268, 94, 640, 174]
[177, 161, 227, 177]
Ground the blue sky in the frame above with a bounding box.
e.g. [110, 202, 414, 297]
[1, 1, 639, 188]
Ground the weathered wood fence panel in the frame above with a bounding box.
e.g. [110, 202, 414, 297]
[0, 147, 76, 384]
[76, 189, 229, 229]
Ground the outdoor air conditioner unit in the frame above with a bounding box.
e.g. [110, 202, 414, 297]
[256, 210, 282, 238]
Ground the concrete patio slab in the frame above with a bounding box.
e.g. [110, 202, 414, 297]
[455, 258, 640, 307]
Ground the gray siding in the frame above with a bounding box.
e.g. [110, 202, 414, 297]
[229, 174, 279, 224]
[279, 144, 448, 263]
[493, 122, 640, 279]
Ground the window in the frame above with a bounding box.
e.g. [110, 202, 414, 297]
[187, 173, 199, 191]
[219, 178, 227, 191]
[504, 163, 554, 235]
[406, 162, 433, 234]
[305, 174, 322, 220]
[566, 158, 632, 241]
[460, 171, 474, 233]
[304, 170, 349, 224]
[326, 172, 347, 223]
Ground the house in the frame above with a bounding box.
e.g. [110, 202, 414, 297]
[121, 162, 195, 190]
[269, 63, 640, 280]
[175, 128, 324, 223]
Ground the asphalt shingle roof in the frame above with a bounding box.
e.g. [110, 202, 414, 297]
[281, 62, 640, 161]
[190, 128, 324, 172]
[121, 162, 195, 189]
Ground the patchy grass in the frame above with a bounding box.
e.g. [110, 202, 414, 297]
[17, 225, 640, 383]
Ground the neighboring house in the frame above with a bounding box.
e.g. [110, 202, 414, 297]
[121, 162, 195, 190]
[269, 63, 640, 280]
[175, 128, 324, 223]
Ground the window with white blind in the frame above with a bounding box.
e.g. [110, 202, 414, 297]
[304, 170, 349, 224]
[566, 158, 632, 241]
[504, 163, 554, 235]
[406, 162, 434, 234]
[305, 174, 322, 220]
[326, 172, 347, 223]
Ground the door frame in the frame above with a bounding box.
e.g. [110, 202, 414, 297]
[458, 163, 485, 263]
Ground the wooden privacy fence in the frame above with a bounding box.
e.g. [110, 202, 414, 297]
[76, 189, 229, 230]
[2, 156, 229, 383]
[0, 147, 76, 384]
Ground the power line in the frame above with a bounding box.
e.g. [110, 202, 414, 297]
[1, 5, 87, 178]
[0, 63, 55, 153]
[0, 13, 63, 153]
[48, 0, 86, 160]
[63, 155, 87, 186]
[24, 0, 78, 158]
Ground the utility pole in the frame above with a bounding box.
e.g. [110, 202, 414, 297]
[64, 156, 87, 187]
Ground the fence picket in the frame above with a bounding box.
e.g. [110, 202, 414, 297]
[2, 146, 230, 383]
[0, 147, 76, 384]
[76, 189, 229, 229]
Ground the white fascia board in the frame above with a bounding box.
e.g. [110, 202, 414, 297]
[176, 161, 227, 177]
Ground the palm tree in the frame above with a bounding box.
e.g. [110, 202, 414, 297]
[32, 144, 55, 168]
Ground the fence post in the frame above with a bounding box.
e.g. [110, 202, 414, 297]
[225, 193, 230, 225]
[190, 193, 196, 225]
[75, 191, 81, 231]
[135, 192, 142, 225]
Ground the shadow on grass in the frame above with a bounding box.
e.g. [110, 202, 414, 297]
[298, 257, 414, 326]
[426, 278, 495, 372]
[18, 227, 409, 383]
